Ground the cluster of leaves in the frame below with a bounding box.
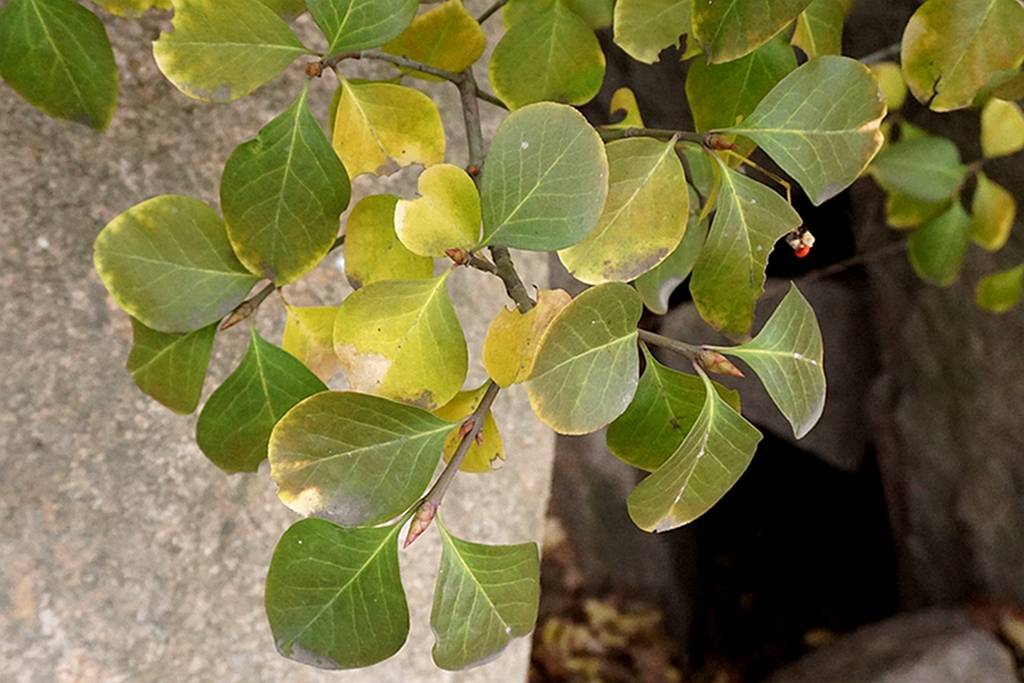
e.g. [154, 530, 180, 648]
[4, 0, 1022, 674]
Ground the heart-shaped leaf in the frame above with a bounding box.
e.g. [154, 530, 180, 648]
[433, 384, 505, 473]
[343, 194, 434, 288]
[281, 305, 342, 381]
[383, 0, 486, 80]
[908, 201, 971, 287]
[483, 289, 573, 388]
[693, 0, 813, 63]
[976, 264, 1024, 314]
[269, 391, 453, 524]
[308, 0, 418, 55]
[395, 164, 481, 257]
[127, 319, 217, 414]
[612, 0, 692, 64]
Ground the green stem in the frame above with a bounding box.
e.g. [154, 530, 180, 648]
[637, 329, 701, 360]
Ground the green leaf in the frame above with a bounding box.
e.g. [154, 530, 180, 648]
[627, 366, 762, 532]
[970, 172, 1016, 252]
[482, 289, 573, 387]
[559, 138, 688, 284]
[333, 273, 467, 409]
[907, 201, 972, 287]
[94, 0, 171, 17]
[93, 195, 260, 333]
[196, 328, 326, 473]
[525, 283, 642, 435]
[791, 0, 852, 59]
[434, 384, 506, 473]
[430, 519, 540, 670]
[869, 61, 908, 112]
[383, 0, 486, 80]
[127, 319, 216, 414]
[884, 191, 951, 230]
[265, 518, 408, 670]
[0, 0, 118, 130]
[395, 164, 481, 257]
[976, 264, 1024, 314]
[256, 0, 307, 19]
[489, 1, 605, 110]
[901, 0, 1024, 112]
[481, 103, 608, 251]
[635, 188, 710, 315]
[503, 0, 613, 31]
[221, 86, 350, 285]
[331, 79, 446, 178]
[992, 71, 1024, 101]
[693, 0, 813, 63]
[608, 346, 740, 472]
[722, 56, 887, 206]
[869, 134, 966, 203]
[612, 0, 692, 64]
[153, 0, 308, 103]
[981, 98, 1024, 158]
[690, 158, 802, 336]
[343, 194, 434, 288]
[686, 33, 797, 134]
[717, 284, 826, 439]
[309, 0, 417, 55]
[282, 305, 342, 381]
[269, 391, 452, 524]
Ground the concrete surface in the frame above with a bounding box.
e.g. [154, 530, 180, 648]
[0, 5, 553, 682]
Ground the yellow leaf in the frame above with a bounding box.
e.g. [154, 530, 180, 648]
[483, 290, 572, 387]
[395, 164, 481, 257]
[282, 305, 342, 381]
[869, 61, 908, 112]
[383, 0, 486, 80]
[970, 172, 1016, 251]
[433, 384, 506, 473]
[607, 87, 645, 129]
[981, 98, 1024, 159]
[344, 194, 434, 288]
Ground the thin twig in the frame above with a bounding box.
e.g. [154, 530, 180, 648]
[489, 246, 535, 313]
[599, 127, 707, 144]
[477, 0, 509, 23]
[860, 43, 901, 65]
[637, 329, 701, 360]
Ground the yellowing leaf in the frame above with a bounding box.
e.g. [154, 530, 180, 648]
[395, 164, 481, 257]
[503, 0, 613, 30]
[559, 138, 689, 284]
[482, 289, 572, 387]
[94, 0, 171, 16]
[526, 284, 642, 435]
[331, 79, 446, 178]
[333, 273, 467, 409]
[608, 87, 645, 129]
[870, 61, 908, 112]
[282, 306, 342, 381]
[308, 0, 417, 55]
[694, 0, 813, 63]
[153, 0, 308, 103]
[635, 188, 710, 315]
[489, 1, 605, 110]
[884, 192, 951, 230]
[901, 0, 1024, 112]
[434, 384, 505, 473]
[981, 98, 1024, 158]
[908, 201, 971, 287]
[383, 0, 486, 80]
[791, 0, 852, 59]
[613, 0, 692, 64]
[970, 172, 1016, 252]
[343, 194, 434, 288]
[127, 318, 216, 414]
[976, 264, 1024, 314]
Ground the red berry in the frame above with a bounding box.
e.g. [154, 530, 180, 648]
[794, 245, 812, 258]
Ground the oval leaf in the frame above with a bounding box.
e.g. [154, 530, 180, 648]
[694, 0, 813, 63]
[395, 164, 481, 257]
[309, 0, 417, 55]
[869, 134, 966, 203]
[635, 187, 709, 315]
[970, 172, 1016, 252]
[981, 97, 1024, 159]
[127, 318, 216, 414]
[976, 264, 1024, 314]
[612, 0, 692, 64]
[383, 0, 486, 80]
[343, 194, 434, 288]
[907, 201, 971, 287]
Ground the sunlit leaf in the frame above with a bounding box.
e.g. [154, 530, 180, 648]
[153, 0, 308, 103]
[127, 319, 216, 414]
[265, 517, 408, 669]
[489, 1, 605, 110]
[257, 0, 307, 19]
[901, 0, 1024, 112]
[282, 306, 342, 381]
[690, 158, 802, 336]
[635, 187, 710, 315]
[94, 0, 171, 16]
[93, 195, 260, 333]
[221, 86, 349, 285]
[481, 103, 608, 251]
[791, 0, 852, 59]
[716, 284, 826, 439]
[627, 366, 762, 532]
[607, 87, 645, 129]
[503, 0, 613, 31]
[482, 290, 573, 388]
[434, 384, 505, 473]
[343, 194, 434, 288]
[976, 264, 1024, 313]
[722, 56, 887, 205]
[559, 138, 688, 284]
[970, 172, 1016, 252]
[196, 328, 326, 473]
[981, 98, 1024, 158]
[693, 0, 812, 63]
[333, 273, 467, 409]
[395, 164, 481, 257]
[525, 283, 642, 435]
[308, 0, 417, 55]
[869, 134, 966, 203]
[613, 0, 692, 64]
[0, 0, 118, 130]
[608, 346, 740, 472]
[430, 518, 540, 670]
[869, 61, 908, 112]
[331, 79, 446, 178]
[269, 391, 452, 524]
[907, 201, 971, 287]
[383, 0, 486, 80]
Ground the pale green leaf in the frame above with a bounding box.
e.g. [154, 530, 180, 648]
[722, 56, 887, 205]
[690, 158, 802, 336]
[383, 0, 486, 80]
[93, 195, 260, 334]
[627, 366, 762, 532]
[503, 0, 613, 30]
[395, 164, 481, 257]
[971, 172, 1016, 251]
[0, 0, 118, 130]
[430, 519, 540, 670]
[635, 188, 710, 315]
[981, 97, 1024, 158]
[869, 134, 966, 203]
[434, 384, 505, 473]
[257, 0, 307, 19]
[265, 518, 408, 669]
[333, 273, 467, 409]
[791, 0, 852, 59]
[613, 0, 692, 64]
[976, 264, 1024, 313]
[221, 86, 350, 285]
[693, 0, 812, 63]
[559, 138, 689, 284]
[901, 0, 1024, 112]
[489, 1, 605, 110]
[869, 61, 908, 112]
[480, 103, 608, 251]
[343, 194, 434, 288]
[282, 305, 342, 381]
[127, 318, 216, 414]
[482, 289, 573, 387]
[907, 201, 971, 287]
[269, 391, 452, 524]
[884, 191, 951, 230]
[525, 283, 642, 435]
[153, 0, 308, 103]
[308, 0, 418, 55]
[94, 0, 171, 17]
[196, 328, 326, 473]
